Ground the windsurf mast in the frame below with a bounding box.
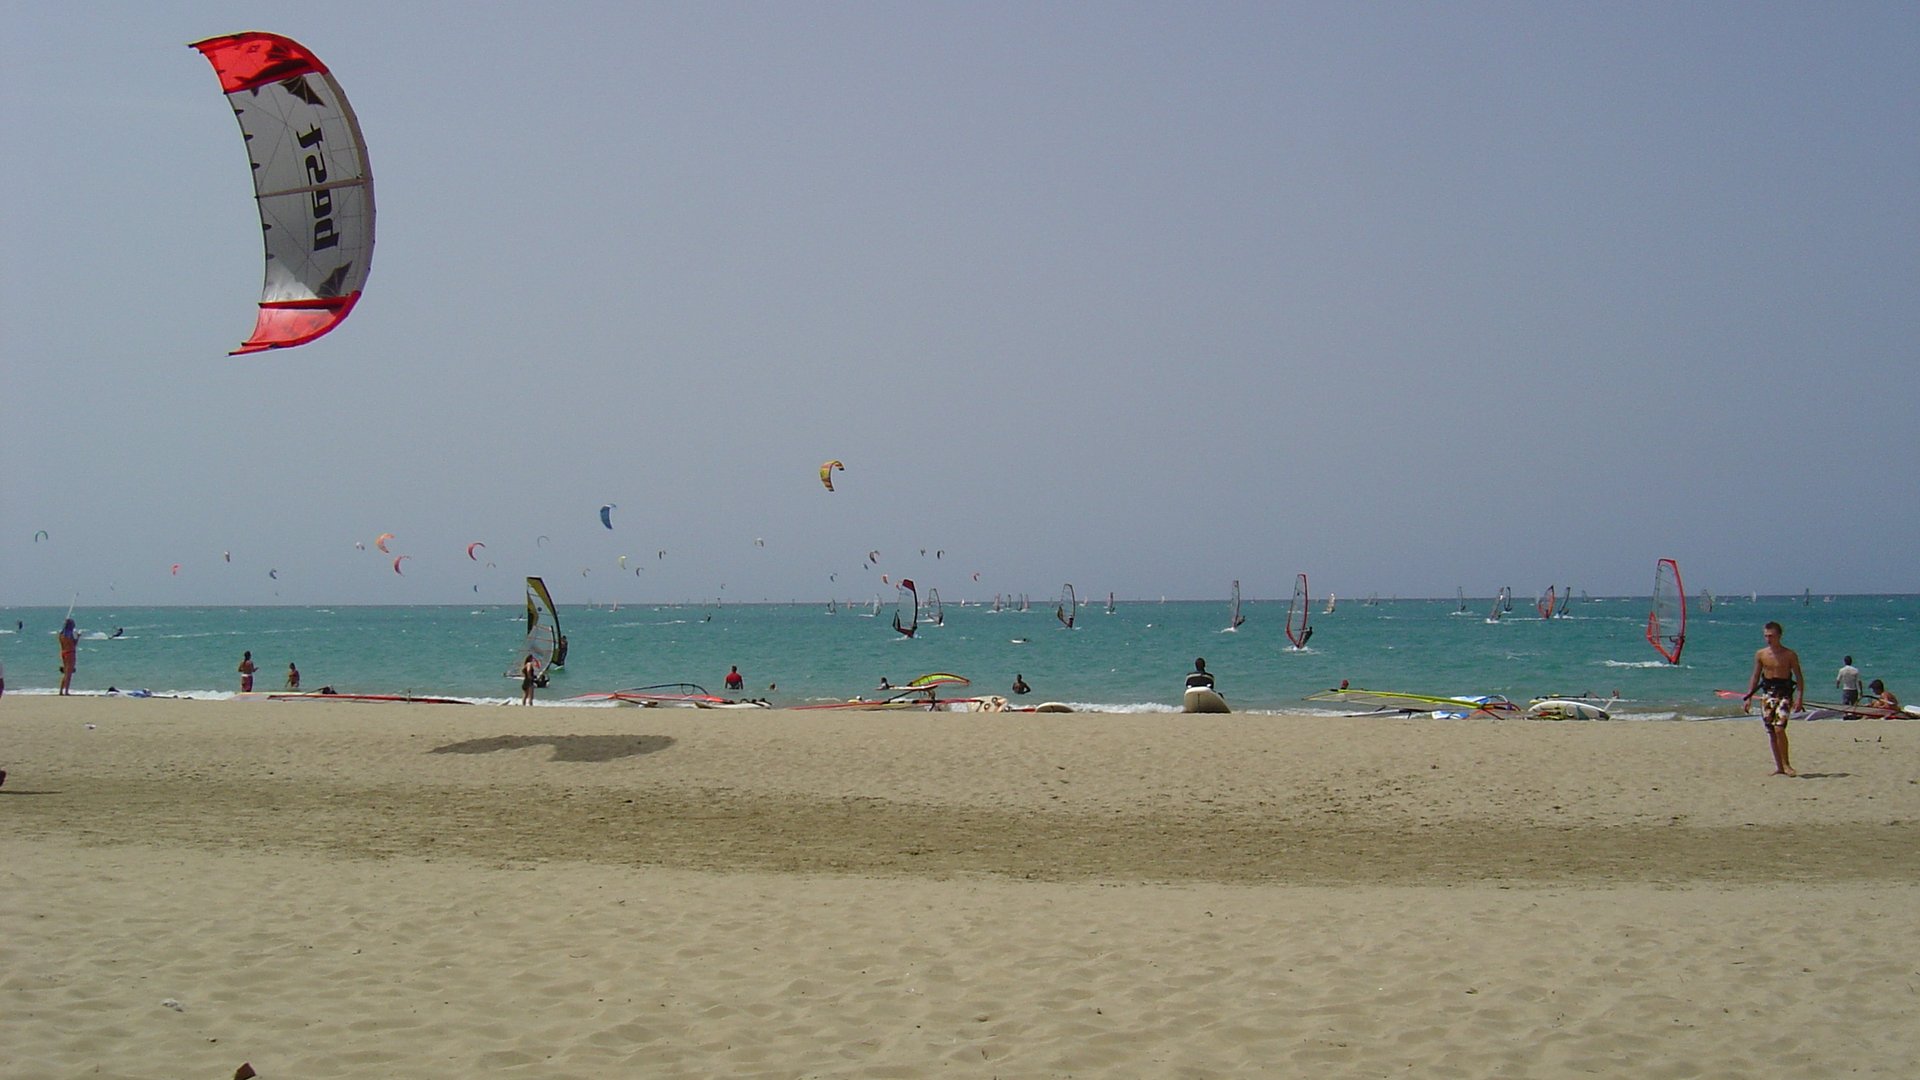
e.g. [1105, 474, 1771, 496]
[1286, 573, 1312, 649]
[1647, 558, 1686, 664]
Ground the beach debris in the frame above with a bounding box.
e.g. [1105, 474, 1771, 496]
[161, 998, 185, 1011]
[235, 1064, 257, 1080]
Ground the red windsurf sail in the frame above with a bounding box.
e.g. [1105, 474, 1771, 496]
[1647, 559, 1686, 664]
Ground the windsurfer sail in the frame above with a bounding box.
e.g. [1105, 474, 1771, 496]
[1286, 573, 1312, 649]
[925, 587, 944, 627]
[892, 579, 919, 638]
[1056, 584, 1077, 630]
[190, 32, 374, 354]
[1226, 580, 1245, 631]
[509, 576, 567, 683]
[1647, 558, 1686, 664]
[1536, 586, 1557, 620]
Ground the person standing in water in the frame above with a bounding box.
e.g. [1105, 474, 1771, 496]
[286, 662, 301, 690]
[1741, 621, 1804, 777]
[237, 651, 257, 693]
[58, 618, 78, 695]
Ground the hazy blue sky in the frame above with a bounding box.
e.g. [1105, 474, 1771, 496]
[4, 1, 1916, 606]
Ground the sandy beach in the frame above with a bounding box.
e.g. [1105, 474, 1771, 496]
[5, 696, 1918, 1077]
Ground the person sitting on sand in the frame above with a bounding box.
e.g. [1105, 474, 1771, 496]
[1868, 679, 1900, 713]
[1186, 658, 1214, 690]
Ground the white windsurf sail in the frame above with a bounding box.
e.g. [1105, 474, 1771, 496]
[1647, 559, 1686, 664]
[892, 579, 919, 638]
[1227, 580, 1245, 631]
[509, 576, 565, 680]
[1286, 573, 1312, 649]
[926, 587, 944, 627]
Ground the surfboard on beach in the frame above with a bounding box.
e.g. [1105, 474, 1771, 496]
[1183, 686, 1230, 713]
[264, 691, 469, 704]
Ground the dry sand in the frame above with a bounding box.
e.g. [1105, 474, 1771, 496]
[4, 695, 1918, 1077]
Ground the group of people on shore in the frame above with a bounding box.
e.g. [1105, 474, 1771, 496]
[234, 651, 300, 694]
[1741, 621, 1900, 778]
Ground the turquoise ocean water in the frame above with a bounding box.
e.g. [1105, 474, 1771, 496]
[3, 595, 1912, 717]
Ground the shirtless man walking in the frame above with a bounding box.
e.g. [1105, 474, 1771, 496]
[1741, 620, 1804, 777]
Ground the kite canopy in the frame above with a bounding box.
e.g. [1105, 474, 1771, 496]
[190, 31, 374, 354]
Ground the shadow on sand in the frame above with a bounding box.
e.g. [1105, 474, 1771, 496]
[428, 734, 675, 763]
